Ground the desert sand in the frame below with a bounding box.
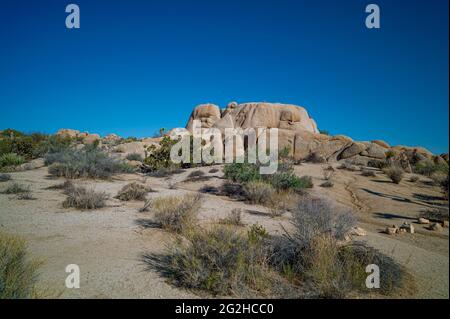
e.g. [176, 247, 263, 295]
[0, 163, 448, 298]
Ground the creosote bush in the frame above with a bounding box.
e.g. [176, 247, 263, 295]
[62, 186, 108, 209]
[0, 232, 42, 299]
[115, 182, 150, 201]
[151, 194, 201, 233]
[383, 165, 404, 184]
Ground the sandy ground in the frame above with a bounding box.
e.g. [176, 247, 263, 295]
[0, 163, 448, 299]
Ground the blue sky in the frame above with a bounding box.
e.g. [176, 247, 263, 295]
[0, 0, 448, 153]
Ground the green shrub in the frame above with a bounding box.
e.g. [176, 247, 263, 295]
[0, 131, 70, 161]
[414, 159, 449, 177]
[0, 153, 25, 168]
[0, 232, 42, 299]
[224, 162, 313, 192]
[46, 148, 133, 179]
[115, 182, 150, 201]
[63, 186, 108, 209]
[383, 165, 404, 184]
[223, 162, 261, 184]
[267, 173, 313, 191]
[143, 137, 180, 172]
[151, 194, 201, 233]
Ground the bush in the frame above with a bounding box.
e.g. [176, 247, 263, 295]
[267, 173, 313, 191]
[267, 197, 409, 297]
[0, 131, 72, 161]
[219, 209, 244, 226]
[0, 173, 11, 182]
[62, 186, 108, 209]
[126, 153, 143, 162]
[244, 181, 275, 205]
[0, 153, 25, 169]
[151, 194, 201, 233]
[220, 182, 246, 199]
[46, 148, 133, 179]
[0, 232, 42, 299]
[1, 183, 29, 194]
[115, 182, 149, 201]
[361, 169, 376, 177]
[143, 137, 180, 172]
[383, 165, 404, 184]
[152, 226, 277, 296]
[223, 162, 261, 184]
[420, 208, 449, 222]
[17, 191, 34, 200]
[414, 159, 449, 177]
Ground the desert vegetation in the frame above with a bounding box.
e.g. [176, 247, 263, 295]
[0, 232, 42, 299]
[115, 182, 151, 201]
[145, 197, 411, 298]
[62, 185, 108, 209]
[46, 147, 133, 179]
[150, 194, 201, 233]
[383, 165, 405, 184]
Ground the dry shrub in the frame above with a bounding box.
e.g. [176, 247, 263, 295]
[266, 190, 297, 217]
[383, 165, 404, 184]
[63, 186, 108, 209]
[115, 182, 151, 201]
[420, 208, 449, 222]
[220, 182, 246, 199]
[145, 225, 283, 297]
[244, 181, 275, 205]
[268, 197, 410, 298]
[1, 183, 29, 194]
[0, 232, 42, 298]
[152, 194, 201, 233]
[219, 208, 244, 226]
[361, 169, 376, 177]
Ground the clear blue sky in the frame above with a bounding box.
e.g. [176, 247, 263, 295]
[0, 0, 448, 153]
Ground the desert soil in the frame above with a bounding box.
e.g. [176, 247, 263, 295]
[0, 164, 448, 299]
